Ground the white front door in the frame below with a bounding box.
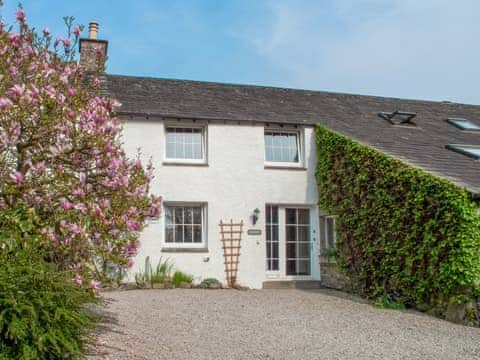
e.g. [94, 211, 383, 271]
[266, 205, 317, 278]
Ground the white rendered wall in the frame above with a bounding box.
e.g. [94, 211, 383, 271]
[121, 118, 319, 289]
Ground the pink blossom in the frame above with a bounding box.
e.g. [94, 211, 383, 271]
[73, 202, 87, 214]
[90, 279, 100, 289]
[67, 88, 76, 96]
[62, 38, 71, 48]
[73, 26, 81, 37]
[43, 28, 50, 37]
[9, 171, 23, 184]
[0, 98, 13, 108]
[8, 33, 20, 48]
[9, 84, 25, 99]
[74, 274, 82, 286]
[69, 223, 83, 235]
[127, 258, 135, 267]
[126, 220, 140, 231]
[73, 187, 85, 197]
[59, 198, 73, 210]
[15, 10, 26, 22]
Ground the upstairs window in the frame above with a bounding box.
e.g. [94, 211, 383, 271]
[446, 144, 480, 159]
[447, 118, 480, 131]
[165, 126, 205, 162]
[264, 130, 300, 163]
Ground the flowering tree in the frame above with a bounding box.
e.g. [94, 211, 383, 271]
[0, 9, 161, 285]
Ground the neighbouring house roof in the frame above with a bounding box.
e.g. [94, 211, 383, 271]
[105, 74, 480, 195]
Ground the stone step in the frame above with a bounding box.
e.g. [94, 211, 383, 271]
[262, 280, 321, 289]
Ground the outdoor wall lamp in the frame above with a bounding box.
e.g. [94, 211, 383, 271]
[252, 208, 260, 225]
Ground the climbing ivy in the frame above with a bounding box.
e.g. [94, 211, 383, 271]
[315, 125, 480, 308]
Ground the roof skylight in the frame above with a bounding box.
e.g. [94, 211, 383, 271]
[446, 118, 480, 131]
[446, 144, 480, 159]
[378, 111, 417, 125]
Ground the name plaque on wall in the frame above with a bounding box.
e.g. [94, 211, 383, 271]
[247, 229, 262, 236]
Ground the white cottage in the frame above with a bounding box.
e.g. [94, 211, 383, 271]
[80, 23, 480, 289]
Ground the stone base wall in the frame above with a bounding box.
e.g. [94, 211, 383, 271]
[319, 259, 351, 291]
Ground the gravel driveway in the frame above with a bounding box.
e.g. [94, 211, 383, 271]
[89, 289, 480, 360]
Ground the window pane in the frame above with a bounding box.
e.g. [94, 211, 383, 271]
[286, 225, 296, 242]
[174, 208, 183, 223]
[166, 142, 176, 158]
[271, 259, 279, 271]
[271, 206, 278, 223]
[326, 218, 335, 249]
[175, 143, 184, 159]
[298, 242, 310, 258]
[286, 242, 296, 258]
[184, 207, 193, 224]
[166, 130, 176, 143]
[286, 209, 296, 225]
[265, 147, 274, 161]
[165, 227, 174, 243]
[175, 225, 184, 243]
[165, 207, 173, 225]
[192, 130, 202, 144]
[193, 225, 202, 243]
[184, 226, 193, 243]
[272, 242, 279, 258]
[192, 207, 202, 224]
[193, 143, 202, 159]
[298, 226, 309, 243]
[297, 260, 310, 275]
[298, 209, 309, 225]
[185, 144, 193, 159]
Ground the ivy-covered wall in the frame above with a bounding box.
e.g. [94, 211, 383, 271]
[315, 124, 480, 309]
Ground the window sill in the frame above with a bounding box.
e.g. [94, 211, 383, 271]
[162, 161, 209, 167]
[264, 164, 307, 171]
[161, 247, 209, 253]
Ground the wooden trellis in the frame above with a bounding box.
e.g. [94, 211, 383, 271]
[219, 219, 244, 287]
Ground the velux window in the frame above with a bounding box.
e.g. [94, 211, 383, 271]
[446, 118, 480, 131]
[264, 130, 300, 163]
[446, 144, 480, 159]
[165, 204, 205, 245]
[165, 127, 204, 161]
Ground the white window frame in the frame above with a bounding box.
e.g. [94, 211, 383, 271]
[324, 215, 337, 251]
[264, 127, 304, 168]
[162, 202, 207, 249]
[163, 123, 208, 165]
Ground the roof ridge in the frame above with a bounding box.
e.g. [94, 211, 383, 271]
[105, 73, 479, 108]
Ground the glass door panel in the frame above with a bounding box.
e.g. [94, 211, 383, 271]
[285, 208, 311, 275]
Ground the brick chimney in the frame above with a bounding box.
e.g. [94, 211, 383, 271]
[79, 21, 108, 72]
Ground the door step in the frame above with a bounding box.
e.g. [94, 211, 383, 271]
[262, 280, 321, 289]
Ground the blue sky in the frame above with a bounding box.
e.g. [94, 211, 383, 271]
[1, 0, 479, 104]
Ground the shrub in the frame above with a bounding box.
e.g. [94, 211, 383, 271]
[0, 205, 99, 359]
[0, 248, 99, 359]
[171, 271, 194, 287]
[200, 278, 221, 287]
[315, 125, 480, 309]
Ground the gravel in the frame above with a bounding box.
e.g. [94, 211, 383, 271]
[88, 289, 480, 360]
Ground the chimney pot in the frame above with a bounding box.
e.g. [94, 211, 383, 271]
[88, 22, 99, 40]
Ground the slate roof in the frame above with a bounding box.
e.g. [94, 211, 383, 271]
[106, 74, 480, 195]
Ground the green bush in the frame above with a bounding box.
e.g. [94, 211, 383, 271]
[200, 278, 221, 287]
[0, 249, 99, 359]
[171, 271, 194, 287]
[315, 125, 480, 308]
[0, 206, 99, 359]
